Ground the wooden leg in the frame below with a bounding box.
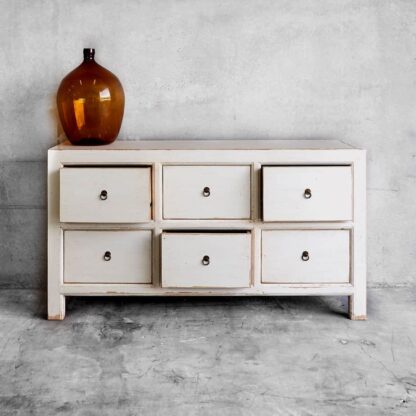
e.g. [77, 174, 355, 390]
[48, 294, 66, 320]
[348, 293, 366, 320]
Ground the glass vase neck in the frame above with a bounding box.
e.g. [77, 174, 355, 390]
[83, 48, 95, 62]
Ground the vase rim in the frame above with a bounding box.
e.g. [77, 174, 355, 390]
[83, 48, 95, 61]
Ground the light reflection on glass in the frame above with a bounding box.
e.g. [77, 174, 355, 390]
[73, 98, 85, 129]
[99, 88, 111, 101]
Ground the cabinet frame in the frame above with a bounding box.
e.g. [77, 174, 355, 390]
[48, 140, 366, 320]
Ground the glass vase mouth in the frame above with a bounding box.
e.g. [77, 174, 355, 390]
[83, 48, 95, 61]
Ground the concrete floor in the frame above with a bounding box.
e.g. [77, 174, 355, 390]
[0, 289, 415, 415]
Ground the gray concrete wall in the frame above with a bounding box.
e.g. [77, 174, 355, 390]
[0, 0, 415, 288]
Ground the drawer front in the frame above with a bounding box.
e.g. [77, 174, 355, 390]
[60, 167, 151, 223]
[263, 166, 352, 221]
[161, 232, 251, 288]
[163, 166, 251, 219]
[262, 230, 350, 283]
[64, 230, 152, 283]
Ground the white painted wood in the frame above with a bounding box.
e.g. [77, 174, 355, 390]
[263, 166, 352, 222]
[161, 232, 251, 288]
[47, 151, 65, 320]
[60, 167, 151, 223]
[163, 165, 251, 219]
[252, 227, 261, 288]
[60, 220, 353, 231]
[61, 283, 354, 296]
[53, 147, 364, 165]
[252, 163, 262, 288]
[48, 140, 366, 320]
[349, 154, 367, 320]
[262, 230, 350, 283]
[53, 139, 355, 151]
[152, 162, 163, 287]
[64, 230, 152, 284]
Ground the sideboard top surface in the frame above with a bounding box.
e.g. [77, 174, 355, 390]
[50, 139, 360, 152]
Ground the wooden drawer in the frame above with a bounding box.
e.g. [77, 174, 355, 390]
[263, 166, 352, 221]
[163, 165, 251, 219]
[262, 230, 350, 283]
[64, 230, 152, 283]
[60, 167, 151, 223]
[161, 232, 251, 288]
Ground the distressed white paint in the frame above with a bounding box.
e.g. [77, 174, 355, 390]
[48, 139, 366, 320]
[161, 232, 251, 288]
[163, 165, 251, 219]
[64, 230, 152, 284]
[262, 230, 350, 284]
[47, 151, 65, 320]
[53, 140, 353, 151]
[263, 166, 352, 222]
[60, 167, 151, 223]
[59, 283, 355, 297]
[349, 150, 367, 320]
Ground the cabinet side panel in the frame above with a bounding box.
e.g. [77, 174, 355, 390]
[48, 150, 65, 320]
[349, 152, 367, 320]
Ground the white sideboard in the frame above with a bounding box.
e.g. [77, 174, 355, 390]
[48, 140, 366, 320]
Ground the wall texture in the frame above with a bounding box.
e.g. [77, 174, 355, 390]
[0, 0, 415, 288]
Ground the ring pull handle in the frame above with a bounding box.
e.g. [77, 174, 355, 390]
[100, 190, 108, 200]
[203, 187, 211, 197]
[103, 251, 112, 261]
[301, 251, 309, 261]
[304, 188, 312, 199]
[202, 255, 210, 266]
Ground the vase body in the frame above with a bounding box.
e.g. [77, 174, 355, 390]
[57, 49, 125, 145]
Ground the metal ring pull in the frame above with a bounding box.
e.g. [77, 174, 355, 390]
[202, 255, 210, 266]
[304, 188, 312, 199]
[203, 187, 211, 197]
[103, 251, 112, 261]
[100, 190, 108, 200]
[301, 251, 309, 261]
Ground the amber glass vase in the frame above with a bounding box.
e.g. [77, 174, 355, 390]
[57, 49, 125, 145]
